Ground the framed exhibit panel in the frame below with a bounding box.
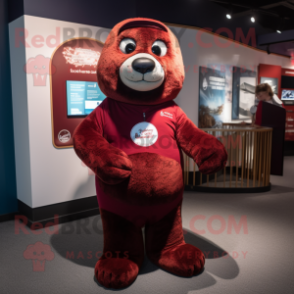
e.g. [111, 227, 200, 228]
[232, 67, 257, 120]
[50, 37, 105, 148]
[198, 66, 226, 128]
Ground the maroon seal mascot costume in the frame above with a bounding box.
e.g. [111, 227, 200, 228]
[73, 17, 227, 289]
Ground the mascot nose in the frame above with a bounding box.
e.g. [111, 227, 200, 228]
[132, 58, 155, 74]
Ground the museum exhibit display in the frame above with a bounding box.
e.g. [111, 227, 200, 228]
[232, 67, 257, 120]
[50, 37, 105, 148]
[198, 66, 226, 128]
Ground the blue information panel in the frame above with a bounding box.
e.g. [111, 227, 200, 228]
[282, 90, 294, 105]
[282, 90, 294, 100]
[66, 80, 106, 116]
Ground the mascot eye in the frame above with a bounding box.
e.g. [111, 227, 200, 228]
[119, 38, 136, 54]
[151, 40, 167, 56]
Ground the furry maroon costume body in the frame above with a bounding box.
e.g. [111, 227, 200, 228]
[73, 17, 227, 289]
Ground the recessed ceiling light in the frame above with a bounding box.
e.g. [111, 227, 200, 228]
[276, 18, 284, 34]
[226, 14, 232, 19]
[251, 16, 255, 23]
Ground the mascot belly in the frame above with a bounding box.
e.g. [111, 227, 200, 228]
[95, 98, 184, 227]
[73, 17, 227, 289]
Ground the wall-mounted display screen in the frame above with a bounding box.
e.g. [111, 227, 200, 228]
[66, 80, 106, 116]
[281, 90, 294, 100]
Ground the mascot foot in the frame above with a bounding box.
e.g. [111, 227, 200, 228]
[95, 258, 139, 289]
[149, 243, 205, 277]
[145, 204, 205, 277]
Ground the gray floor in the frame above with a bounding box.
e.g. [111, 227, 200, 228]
[1, 157, 294, 294]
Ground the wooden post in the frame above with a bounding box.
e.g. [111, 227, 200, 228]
[268, 130, 273, 186]
[230, 131, 233, 188]
[241, 131, 246, 187]
[253, 131, 257, 187]
[187, 155, 189, 185]
[236, 131, 239, 187]
[224, 129, 227, 187]
[264, 132, 269, 187]
[262, 132, 267, 186]
[258, 131, 262, 187]
[247, 131, 250, 187]
[193, 161, 195, 186]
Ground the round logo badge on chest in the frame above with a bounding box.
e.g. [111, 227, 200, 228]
[130, 122, 158, 147]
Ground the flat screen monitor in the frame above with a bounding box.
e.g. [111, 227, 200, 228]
[281, 89, 294, 101]
[66, 80, 106, 116]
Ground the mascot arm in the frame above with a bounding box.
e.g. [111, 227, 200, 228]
[73, 107, 132, 185]
[176, 107, 227, 175]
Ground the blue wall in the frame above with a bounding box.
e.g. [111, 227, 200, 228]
[0, 0, 18, 215]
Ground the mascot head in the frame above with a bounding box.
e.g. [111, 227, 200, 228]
[97, 17, 185, 105]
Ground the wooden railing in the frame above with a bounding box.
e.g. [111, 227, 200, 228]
[183, 124, 273, 189]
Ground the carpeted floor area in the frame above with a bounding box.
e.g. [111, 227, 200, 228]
[1, 157, 294, 294]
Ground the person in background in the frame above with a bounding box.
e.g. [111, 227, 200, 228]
[253, 83, 284, 126]
[241, 83, 284, 126]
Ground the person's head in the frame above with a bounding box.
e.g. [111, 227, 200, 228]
[255, 83, 274, 101]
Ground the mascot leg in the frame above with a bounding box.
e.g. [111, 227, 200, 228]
[145, 203, 205, 277]
[95, 209, 144, 289]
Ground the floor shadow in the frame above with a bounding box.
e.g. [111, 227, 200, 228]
[92, 271, 217, 293]
[50, 215, 104, 268]
[185, 183, 294, 199]
[184, 229, 239, 279]
[265, 184, 294, 195]
[50, 215, 239, 281]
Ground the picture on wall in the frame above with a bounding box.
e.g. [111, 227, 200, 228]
[198, 66, 226, 128]
[260, 77, 278, 94]
[232, 67, 257, 120]
[206, 64, 236, 124]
